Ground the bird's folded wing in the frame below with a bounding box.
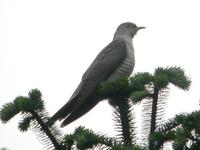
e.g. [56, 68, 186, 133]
[82, 40, 127, 80]
[51, 40, 127, 122]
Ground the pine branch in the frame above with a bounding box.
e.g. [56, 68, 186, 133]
[30, 110, 63, 150]
[112, 98, 136, 146]
[156, 119, 179, 133]
[150, 131, 175, 150]
[151, 111, 200, 149]
[0, 102, 20, 123]
[0, 89, 64, 150]
[139, 66, 191, 149]
[148, 87, 159, 150]
[63, 126, 118, 149]
[98, 76, 137, 146]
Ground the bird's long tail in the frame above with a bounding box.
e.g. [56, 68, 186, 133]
[60, 97, 100, 127]
[50, 99, 76, 124]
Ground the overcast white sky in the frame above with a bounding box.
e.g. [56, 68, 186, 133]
[1, 0, 200, 149]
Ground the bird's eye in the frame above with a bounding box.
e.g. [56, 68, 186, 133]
[127, 24, 136, 29]
[127, 24, 132, 28]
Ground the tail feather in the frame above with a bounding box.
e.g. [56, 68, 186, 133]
[61, 97, 99, 127]
[51, 82, 84, 122]
[51, 99, 76, 122]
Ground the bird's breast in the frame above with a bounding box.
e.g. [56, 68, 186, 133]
[107, 42, 135, 81]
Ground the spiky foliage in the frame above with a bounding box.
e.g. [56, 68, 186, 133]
[98, 76, 131, 99]
[0, 66, 191, 150]
[151, 111, 200, 150]
[112, 99, 136, 145]
[61, 126, 118, 150]
[0, 89, 63, 150]
[61, 126, 146, 150]
[98, 77, 138, 146]
[97, 66, 191, 148]
[128, 67, 191, 149]
[128, 73, 154, 147]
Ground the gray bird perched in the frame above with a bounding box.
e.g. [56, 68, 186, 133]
[51, 22, 144, 127]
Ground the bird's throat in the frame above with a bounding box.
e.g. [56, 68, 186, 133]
[113, 34, 132, 44]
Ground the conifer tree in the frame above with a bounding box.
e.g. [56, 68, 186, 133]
[151, 110, 200, 149]
[0, 66, 192, 150]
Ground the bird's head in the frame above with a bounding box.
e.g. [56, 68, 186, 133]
[114, 22, 145, 40]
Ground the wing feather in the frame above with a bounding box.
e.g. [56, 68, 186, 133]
[51, 40, 127, 123]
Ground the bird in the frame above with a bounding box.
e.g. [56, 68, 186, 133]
[51, 22, 145, 127]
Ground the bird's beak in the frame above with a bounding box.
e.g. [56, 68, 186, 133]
[137, 26, 146, 31]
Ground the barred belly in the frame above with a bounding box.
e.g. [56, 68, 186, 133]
[107, 44, 135, 81]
